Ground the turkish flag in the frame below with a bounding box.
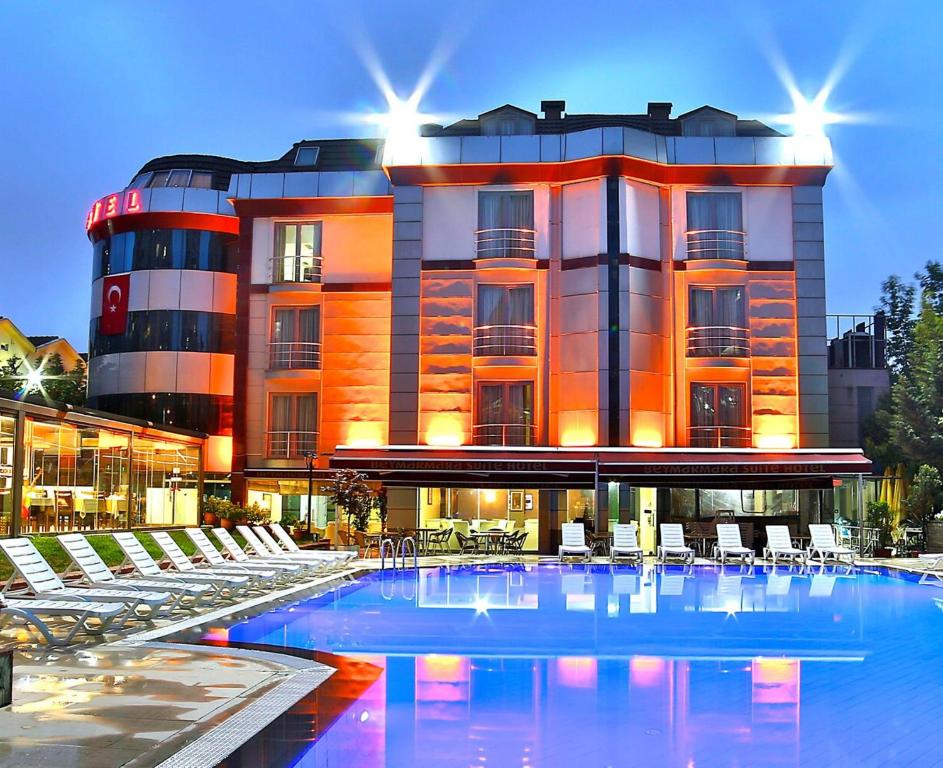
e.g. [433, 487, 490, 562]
[101, 274, 130, 335]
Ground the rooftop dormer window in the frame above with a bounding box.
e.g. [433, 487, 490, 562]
[294, 146, 320, 166]
[680, 107, 737, 137]
[479, 106, 536, 136]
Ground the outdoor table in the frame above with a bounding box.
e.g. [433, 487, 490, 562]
[410, 527, 439, 555]
[587, 531, 612, 556]
[688, 533, 717, 557]
[471, 530, 506, 554]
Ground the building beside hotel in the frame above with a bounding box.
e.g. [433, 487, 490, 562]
[0, 317, 84, 374]
[82, 99, 871, 552]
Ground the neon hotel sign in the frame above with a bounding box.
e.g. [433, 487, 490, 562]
[85, 189, 142, 231]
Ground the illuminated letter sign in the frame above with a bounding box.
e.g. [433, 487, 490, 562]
[85, 189, 143, 231]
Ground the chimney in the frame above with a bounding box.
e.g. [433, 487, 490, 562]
[647, 102, 672, 121]
[541, 100, 565, 121]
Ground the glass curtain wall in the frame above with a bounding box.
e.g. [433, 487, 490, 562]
[417, 487, 541, 551]
[129, 437, 200, 527]
[0, 414, 14, 536]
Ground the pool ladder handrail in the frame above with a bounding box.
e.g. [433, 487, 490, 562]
[379, 536, 418, 569]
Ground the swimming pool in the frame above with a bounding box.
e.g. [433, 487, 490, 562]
[209, 564, 943, 767]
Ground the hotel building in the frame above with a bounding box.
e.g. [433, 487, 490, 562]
[82, 99, 870, 552]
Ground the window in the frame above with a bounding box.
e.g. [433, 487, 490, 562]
[481, 113, 535, 135]
[267, 394, 318, 458]
[93, 228, 234, 279]
[685, 192, 744, 259]
[89, 310, 235, 357]
[148, 171, 170, 188]
[167, 170, 191, 188]
[475, 284, 536, 356]
[687, 286, 748, 357]
[270, 307, 321, 369]
[689, 383, 749, 447]
[273, 222, 322, 283]
[477, 191, 535, 258]
[143, 169, 215, 189]
[189, 172, 213, 189]
[474, 382, 535, 446]
[294, 146, 320, 166]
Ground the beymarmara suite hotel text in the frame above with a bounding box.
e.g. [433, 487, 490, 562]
[1, 98, 879, 553]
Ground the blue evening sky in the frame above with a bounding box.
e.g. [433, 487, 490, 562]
[0, 0, 938, 348]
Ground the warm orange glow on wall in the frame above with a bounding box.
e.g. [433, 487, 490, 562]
[344, 422, 384, 448]
[205, 435, 233, 473]
[630, 656, 666, 687]
[424, 414, 466, 446]
[556, 657, 597, 688]
[754, 434, 795, 450]
[631, 428, 664, 448]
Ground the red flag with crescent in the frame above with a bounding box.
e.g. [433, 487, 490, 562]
[101, 274, 130, 335]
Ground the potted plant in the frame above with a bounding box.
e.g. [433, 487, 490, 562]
[217, 500, 247, 531]
[373, 486, 389, 532]
[329, 468, 373, 551]
[202, 495, 227, 527]
[280, 510, 303, 539]
[906, 465, 943, 552]
[867, 500, 895, 557]
[246, 502, 269, 525]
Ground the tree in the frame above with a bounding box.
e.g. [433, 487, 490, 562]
[876, 274, 915, 379]
[918, 260, 943, 316]
[0, 355, 25, 394]
[891, 295, 943, 468]
[903, 464, 942, 545]
[862, 391, 900, 471]
[329, 468, 374, 533]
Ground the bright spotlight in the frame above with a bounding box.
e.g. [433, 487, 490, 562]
[24, 368, 44, 392]
[783, 88, 841, 138]
[372, 90, 432, 166]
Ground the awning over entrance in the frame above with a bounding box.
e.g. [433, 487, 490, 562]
[331, 446, 872, 490]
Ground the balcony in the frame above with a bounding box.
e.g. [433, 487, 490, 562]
[265, 430, 318, 458]
[271, 254, 322, 284]
[473, 325, 537, 357]
[688, 426, 751, 448]
[269, 341, 322, 370]
[475, 228, 536, 259]
[685, 229, 745, 260]
[686, 326, 750, 358]
[472, 423, 537, 446]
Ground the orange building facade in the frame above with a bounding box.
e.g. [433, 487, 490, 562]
[85, 101, 870, 552]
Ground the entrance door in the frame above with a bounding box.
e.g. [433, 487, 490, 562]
[633, 487, 658, 555]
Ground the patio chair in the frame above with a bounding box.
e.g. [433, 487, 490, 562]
[0, 537, 170, 623]
[211, 528, 314, 577]
[506, 530, 528, 554]
[610, 524, 643, 564]
[713, 524, 755, 565]
[559, 523, 592, 562]
[112, 532, 250, 600]
[807, 524, 856, 565]
[59, 533, 210, 611]
[455, 531, 480, 554]
[0, 592, 126, 646]
[763, 526, 807, 565]
[150, 532, 278, 591]
[184, 528, 300, 585]
[657, 524, 695, 564]
[254, 525, 355, 563]
[242, 526, 353, 567]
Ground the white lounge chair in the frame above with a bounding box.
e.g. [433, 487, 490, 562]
[763, 526, 806, 565]
[713, 524, 755, 565]
[252, 526, 354, 564]
[112, 532, 250, 600]
[0, 537, 170, 623]
[558, 523, 591, 561]
[150, 532, 277, 591]
[610, 524, 643, 563]
[657, 565, 693, 595]
[59, 533, 210, 611]
[212, 528, 317, 577]
[185, 528, 304, 583]
[807, 524, 855, 565]
[0, 593, 126, 646]
[657, 524, 695, 564]
[238, 526, 348, 569]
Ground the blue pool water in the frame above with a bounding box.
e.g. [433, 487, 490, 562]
[213, 564, 943, 767]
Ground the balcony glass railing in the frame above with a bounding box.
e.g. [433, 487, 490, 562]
[473, 325, 537, 357]
[472, 423, 536, 446]
[685, 229, 745, 260]
[688, 426, 751, 448]
[271, 254, 322, 283]
[475, 228, 536, 259]
[265, 430, 318, 458]
[269, 341, 322, 370]
[686, 326, 750, 358]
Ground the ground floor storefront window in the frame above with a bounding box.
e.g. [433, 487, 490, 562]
[0, 413, 15, 536]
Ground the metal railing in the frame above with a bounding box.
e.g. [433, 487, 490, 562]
[472, 423, 537, 446]
[269, 341, 322, 370]
[688, 425, 752, 448]
[265, 430, 318, 458]
[686, 326, 750, 358]
[271, 255, 322, 283]
[685, 229, 746, 260]
[473, 324, 537, 356]
[827, 313, 887, 369]
[475, 228, 536, 259]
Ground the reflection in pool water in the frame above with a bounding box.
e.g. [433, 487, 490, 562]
[212, 564, 943, 767]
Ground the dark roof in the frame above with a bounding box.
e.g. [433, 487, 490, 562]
[129, 101, 780, 183]
[27, 335, 58, 347]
